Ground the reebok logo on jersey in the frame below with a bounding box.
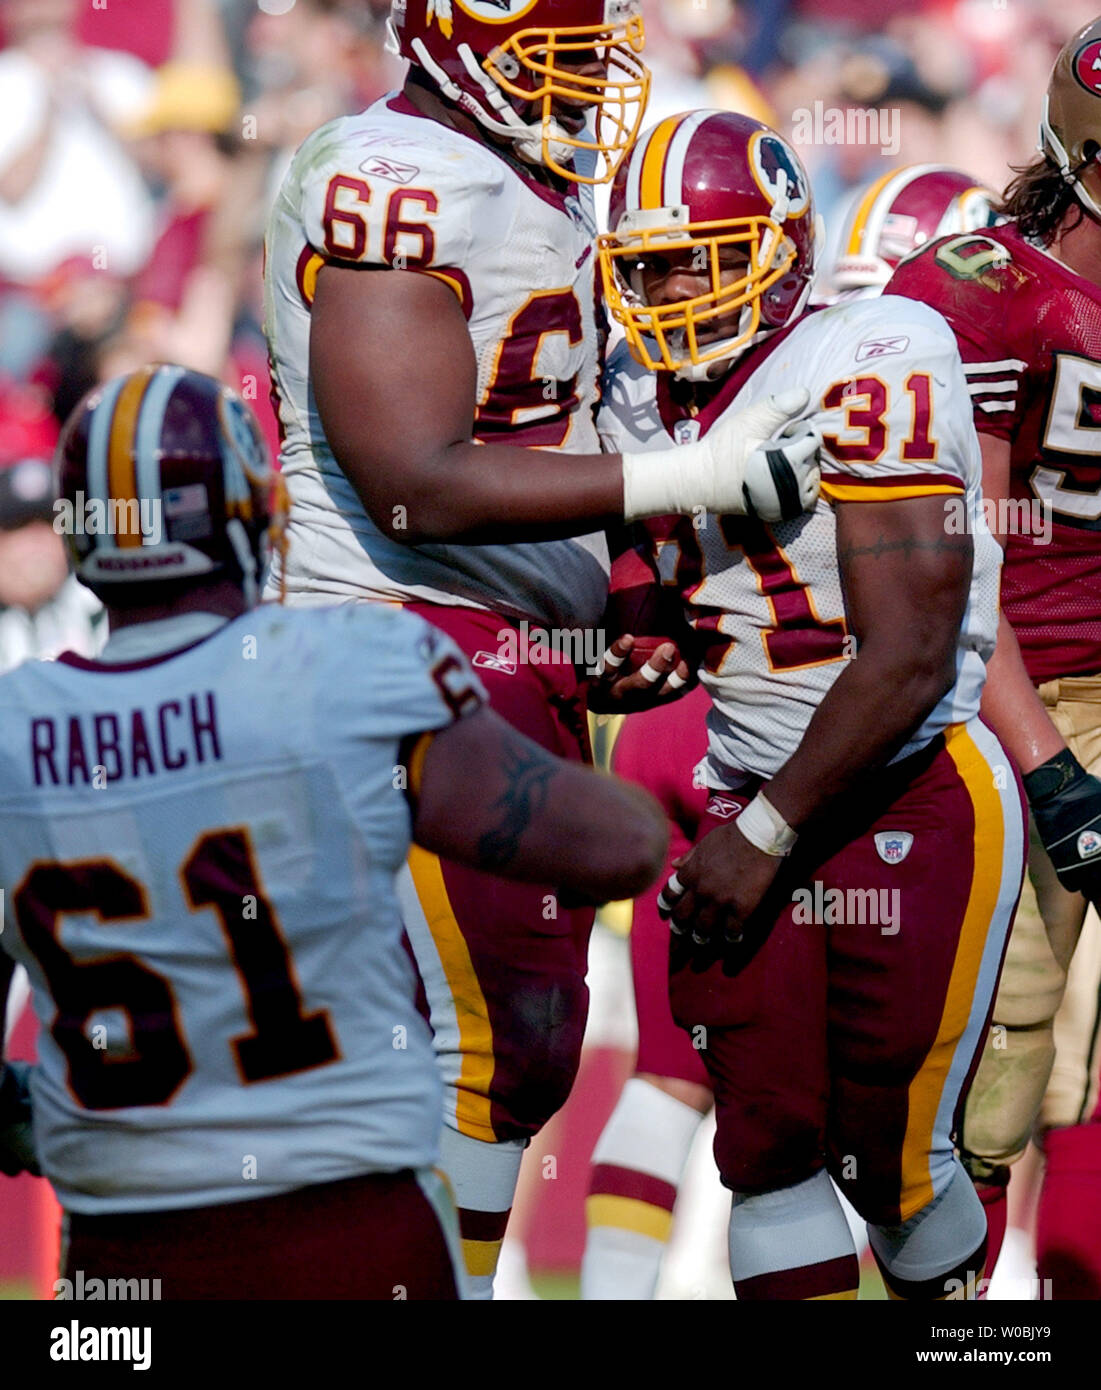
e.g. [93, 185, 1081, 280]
[706, 796, 742, 820]
[358, 155, 421, 184]
[473, 650, 517, 675]
[1078, 829, 1101, 859]
[874, 831, 913, 864]
[855, 336, 910, 362]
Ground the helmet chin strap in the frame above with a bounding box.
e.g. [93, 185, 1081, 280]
[226, 518, 259, 609]
[458, 45, 577, 168]
[1040, 99, 1101, 223]
[409, 36, 577, 170]
[671, 307, 758, 382]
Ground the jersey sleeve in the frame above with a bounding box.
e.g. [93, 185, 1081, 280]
[886, 236, 1026, 443]
[317, 604, 486, 754]
[811, 297, 977, 504]
[291, 115, 485, 315]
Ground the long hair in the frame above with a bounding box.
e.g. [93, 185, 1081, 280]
[999, 154, 1084, 244]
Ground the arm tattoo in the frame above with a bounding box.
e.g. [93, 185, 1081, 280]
[476, 739, 557, 872]
[838, 532, 971, 563]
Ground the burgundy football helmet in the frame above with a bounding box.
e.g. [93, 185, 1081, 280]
[826, 164, 999, 300]
[56, 365, 284, 604]
[386, 0, 650, 183]
[598, 110, 817, 377]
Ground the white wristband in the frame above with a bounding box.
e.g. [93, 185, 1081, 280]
[735, 792, 797, 857]
[622, 444, 709, 522]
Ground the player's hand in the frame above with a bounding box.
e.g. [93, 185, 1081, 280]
[588, 634, 694, 713]
[1025, 750, 1101, 904]
[719, 394, 822, 522]
[621, 388, 822, 524]
[657, 821, 783, 949]
[0, 1062, 39, 1179]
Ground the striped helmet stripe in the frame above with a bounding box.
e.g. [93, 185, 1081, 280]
[134, 364, 186, 546]
[86, 374, 127, 528]
[107, 365, 158, 550]
[638, 114, 684, 210]
[844, 165, 909, 256]
[661, 110, 714, 208]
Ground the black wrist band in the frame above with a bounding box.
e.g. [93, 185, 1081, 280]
[1023, 748, 1084, 804]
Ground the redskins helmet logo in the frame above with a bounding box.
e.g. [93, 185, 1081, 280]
[455, 0, 539, 21]
[1073, 38, 1101, 95]
[749, 131, 810, 218]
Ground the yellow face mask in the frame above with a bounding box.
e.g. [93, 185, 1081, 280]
[484, 14, 650, 184]
[598, 213, 796, 372]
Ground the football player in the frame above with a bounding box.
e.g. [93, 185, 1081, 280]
[583, 160, 1000, 1300]
[262, 0, 821, 1295]
[887, 15, 1101, 1297]
[0, 364, 668, 1299]
[820, 164, 998, 303]
[594, 110, 1027, 1300]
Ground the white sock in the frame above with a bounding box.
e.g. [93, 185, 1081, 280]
[437, 1127, 526, 1301]
[581, 1078, 706, 1300]
[868, 1158, 986, 1299]
[729, 1169, 859, 1299]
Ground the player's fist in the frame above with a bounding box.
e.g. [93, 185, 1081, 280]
[1024, 750, 1101, 903]
[588, 634, 694, 713]
[0, 1062, 39, 1178]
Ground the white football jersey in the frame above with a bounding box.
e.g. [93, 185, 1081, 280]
[599, 296, 1001, 784]
[0, 603, 485, 1213]
[263, 93, 609, 629]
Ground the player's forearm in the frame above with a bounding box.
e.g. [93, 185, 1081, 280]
[765, 643, 957, 830]
[979, 611, 1064, 775]
[371, 441, 626, 544]
[415, 709, 668, 899]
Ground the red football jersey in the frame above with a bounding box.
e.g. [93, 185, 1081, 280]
[888, 223, 1101, 682]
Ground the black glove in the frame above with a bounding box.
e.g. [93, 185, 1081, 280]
[1024, 749, 1101, 903]
[0, 1061, 40, 1178]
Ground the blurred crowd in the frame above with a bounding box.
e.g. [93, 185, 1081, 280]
[0, 0, 1097, 674]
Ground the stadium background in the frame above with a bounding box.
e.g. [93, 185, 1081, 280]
[0, 0, 1090, 1299]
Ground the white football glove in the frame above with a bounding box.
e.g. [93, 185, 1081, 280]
[622, 388, 821, 523]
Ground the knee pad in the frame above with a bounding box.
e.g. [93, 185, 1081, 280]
[868, 1159, 986, 1299]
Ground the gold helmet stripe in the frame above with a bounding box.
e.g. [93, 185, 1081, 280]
[844, 165, 904, 256]
[639, 114, 684, 210]
[107, 365, 158, 550]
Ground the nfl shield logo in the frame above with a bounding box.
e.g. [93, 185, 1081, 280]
[874, 831, 913, 865]
[674, 420, 701, 446]
[1078, 829, 1101, 859]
